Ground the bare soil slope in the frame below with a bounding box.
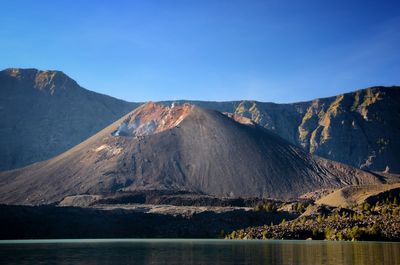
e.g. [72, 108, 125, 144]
[0, 103, 387, 205]
[163, 86, 400, 173]
[316, 183, 400, 207]
[0, 68, 138, 170]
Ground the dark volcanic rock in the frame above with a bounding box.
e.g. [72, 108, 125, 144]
[0, 205, 294, 239]
[1, 67, 398, 175]
[92, 190, 282, 207]
[227, 203, 400, 241]
[0, 68, 139, 170]
[0, 103, 385, 205]
[160, 86, 400, 173]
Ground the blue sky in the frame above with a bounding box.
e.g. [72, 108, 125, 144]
[1, 0, 399, 103]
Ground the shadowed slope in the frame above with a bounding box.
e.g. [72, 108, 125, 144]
[0, 103, 385, 204]
[0, 68, 139, 170]
[1, 70, 399, 175]
[160, 86, 400, 173]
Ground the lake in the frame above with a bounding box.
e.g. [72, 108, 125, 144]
[0, 239, 399, 265]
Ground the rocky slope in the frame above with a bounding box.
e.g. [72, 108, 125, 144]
[1, 68, 398, 174]
[293, 87, 400, 174]
[0, 102, 386, 205]
[0, 68, 139, 170]
[316, 183, 400, 208]
[161, 86, 400, 174]
[0, 204, 292, 239]
[226, 188, 400, 241]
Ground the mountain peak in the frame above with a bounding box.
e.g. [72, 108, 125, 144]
[112, 102, 194, 137]
[1, 68, 77, 94]
[0, 97, 384, 204]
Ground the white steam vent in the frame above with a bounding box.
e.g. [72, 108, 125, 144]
[111, 102, 193, 137]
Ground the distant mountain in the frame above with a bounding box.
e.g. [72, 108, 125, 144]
[293, 87, 400, 174]
[161, 86, 400, 173]
[0, 68, 399, 174]
[0, 102, 385, 205]
[0, 68, 139, 170]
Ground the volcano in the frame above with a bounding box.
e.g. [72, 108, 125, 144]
[0, 102, 385, 205]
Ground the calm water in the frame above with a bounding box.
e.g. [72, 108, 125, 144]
[0, 239, 399, 265]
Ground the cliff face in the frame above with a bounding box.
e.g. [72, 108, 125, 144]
[295, 87, 400, 173]
[225, 87, 400, 173]
[0, 103, 384, 205]
[0, 68, 139, 170]
[0, 68, 398, 174]
[165, 86, 400, 173]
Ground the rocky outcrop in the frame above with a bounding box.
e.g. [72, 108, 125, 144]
[293, 87, 400, 173]
[0, 103, 386, 205]
[0, 204, 291, 239]
[226, 199, 400, 241]
[1, 68, 398, 175]
[166, 86, 400, 173]
[0, 68, 139, 170]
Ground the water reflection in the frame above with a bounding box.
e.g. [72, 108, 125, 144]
[0, 239, 399, 265]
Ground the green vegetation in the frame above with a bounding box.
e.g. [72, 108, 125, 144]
[316, 215, 323, 223]
[253, 202, 277, 213]
[261, 230, 268, 239]
[228, 195, 400, 241]
[324, 227, 335, 240]
[348, 226, 363, 241]
[362, 202, 371, 212]
[295, 202, 306, 213]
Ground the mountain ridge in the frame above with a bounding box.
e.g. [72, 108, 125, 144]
[0, 102, 387, 205]
[0, 68, 140, 170]
[159, 86, 400, 173]
[0, 68, 399, 174]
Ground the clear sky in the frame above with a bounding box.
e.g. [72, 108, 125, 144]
[1, 0, 399, 103]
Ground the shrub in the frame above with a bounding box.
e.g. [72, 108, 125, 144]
[349, 226, 364, 241]
[316, 215, 322, 223]
[358, 213, 364, 221]
[334, 212, 340, 222]
[254, 203, 276, 213]
[263, 202, 276, 213]
[325, 227, 335, 240]
[393, 208, 399, 215]
[337, 231, 344, 241]
[238, 231, 245, 239]
[261, 230, 268, 239]
[369, 223, 380, 237]
[312, 228, 319, 238]
[295, 203, 305, 213]
[363, 203, 371, 212]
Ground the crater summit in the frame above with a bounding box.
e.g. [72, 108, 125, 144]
[112, 102, 193, 137]
[0, 102, 387, 205]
